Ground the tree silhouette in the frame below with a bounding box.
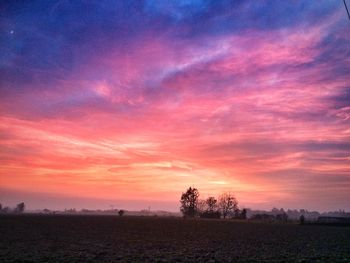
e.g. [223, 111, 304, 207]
[205, 197, 218, 213]
[118, 210, 125, 216]
[240, 208, 247, 219]
[197, 199, 207, 215]
[218, 193, 238, 219]
[15, 202, 25, 213]
[180, 187, 199, 218]
[199, 196, 221, 219]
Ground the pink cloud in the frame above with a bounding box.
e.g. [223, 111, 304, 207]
[1, 12, 349, 211]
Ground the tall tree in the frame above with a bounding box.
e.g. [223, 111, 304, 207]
[218, 193, 238, 219]
[180, 187, 199, 218]
[197, 199, 207, 215]
[205, 197, 218, 213]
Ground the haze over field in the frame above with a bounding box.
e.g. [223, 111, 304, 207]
[1, 1, 350, 211]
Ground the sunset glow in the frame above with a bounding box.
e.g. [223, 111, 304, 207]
[1, 1, 350, 211]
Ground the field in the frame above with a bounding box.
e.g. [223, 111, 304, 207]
[1, 215, 350, 262]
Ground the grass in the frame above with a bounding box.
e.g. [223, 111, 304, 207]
[1, 215, 350, 262]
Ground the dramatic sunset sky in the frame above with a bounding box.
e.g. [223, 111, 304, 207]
[1, 1, 350, 211]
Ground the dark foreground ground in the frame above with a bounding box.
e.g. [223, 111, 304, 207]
[1, 215, 350, 262]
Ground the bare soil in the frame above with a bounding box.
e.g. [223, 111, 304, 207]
[1, 215, 349, 262]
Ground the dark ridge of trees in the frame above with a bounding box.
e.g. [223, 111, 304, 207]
[251, 214, 275, 221]
[250, 208, 289, 222]
[276, 213, 288, 222]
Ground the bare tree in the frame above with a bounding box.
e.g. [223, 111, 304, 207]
[197, 199, 207, 215]
[218, 193, 238, 219]
[205, 197, 218, 213]
[199, 196, 221, 219]
[180, 187, 199, 218]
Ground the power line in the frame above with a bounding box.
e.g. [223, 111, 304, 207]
[344, 0, 350, 21]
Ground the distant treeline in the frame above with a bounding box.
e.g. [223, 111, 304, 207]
[1, 198, 349, 221]
[38, 209, 177, 217]
[246, 208, 350, 221]
[0, 202, 25, 214]
[0, 203, 181, 217]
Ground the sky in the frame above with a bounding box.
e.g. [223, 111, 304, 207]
[1, 0, 350, 212]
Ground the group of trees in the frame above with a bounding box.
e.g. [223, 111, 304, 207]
[0, 202, 25, 214]
[180, 187, 246, 219]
